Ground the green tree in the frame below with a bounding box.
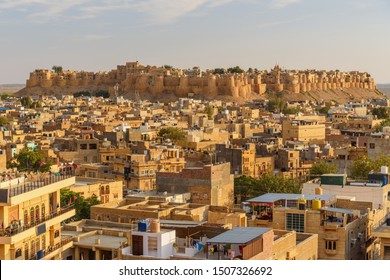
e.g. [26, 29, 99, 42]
[0, 94, 12, 100]
[318, 106, 330, 115]
[282, 107, 302, 115]
[213, 68, 225, 75]
[234, 174, 301, 201]
[163, 65, 173, 69]
[309, 161, 337, 179]
[52, 65, 63, 74]
[234, 175, 259, 202]
[204, 105, 214, 120]
[60, 189, 101, 220]
[374, 119, 390, 132]
[7, 148, 51, 172]
[350, 156, 390, 179]
[95, 90, 110, 98]
[158, 127, 186, 144]
[372, 107, 389, 119]
[73, 91, 92, 98]
[0, 116, 9, 126]
[227, 66, 244, 74]
[21, 96, 33, 108]
[267, 96, 286, 113]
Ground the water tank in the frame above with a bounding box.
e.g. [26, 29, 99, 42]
[138, 221, 148, 232]
[315, 187, 323, 195]
[312, 199, 321, 210]
[381, 166, 389, 174]
[150, 220, 160, 233]
[298, 197, 307, 210]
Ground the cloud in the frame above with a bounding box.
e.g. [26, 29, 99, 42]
[270, 0, 302, 9]
[0, 0, 235, 24]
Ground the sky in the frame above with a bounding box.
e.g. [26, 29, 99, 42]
[0, 0, 389, 84]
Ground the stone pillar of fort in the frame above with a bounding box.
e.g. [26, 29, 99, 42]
[27, 73, 38, 87]
[207, 75, 218, 97]
[69, 72, 79, 87]
[151, 76, 164, 95]
[177, 76, 190, 97]
[135, 75, 149, 93]
[227, 76, 239, 98]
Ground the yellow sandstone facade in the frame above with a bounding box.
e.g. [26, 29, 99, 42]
[26, 62, 376, 98]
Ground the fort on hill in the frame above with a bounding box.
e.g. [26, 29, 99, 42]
[24, 61, 377, 100]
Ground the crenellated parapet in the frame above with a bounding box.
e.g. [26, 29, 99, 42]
[25, 62, 376, 98]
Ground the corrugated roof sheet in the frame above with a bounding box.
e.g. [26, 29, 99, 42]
[207, 227, 271, 244]
[246, 193, 334, 203]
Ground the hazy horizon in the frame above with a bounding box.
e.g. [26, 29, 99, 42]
[1, 0, 389, 84]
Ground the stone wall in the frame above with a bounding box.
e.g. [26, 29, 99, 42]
[25, 62, 376, 100]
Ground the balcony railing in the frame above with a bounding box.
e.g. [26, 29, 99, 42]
[29, 237, 73, 260]
[7, 174, 74, 198]
[0, 204, 75, 237]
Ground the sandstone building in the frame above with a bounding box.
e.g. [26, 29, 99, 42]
[26, 62, 376, 99]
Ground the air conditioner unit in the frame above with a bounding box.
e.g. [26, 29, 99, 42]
[351, 238, 357, 245]
[358, 233, 364, 239]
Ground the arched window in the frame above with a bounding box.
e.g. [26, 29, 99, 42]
[15, 248, 22, 259]
[31, 240, 35, 258]
[100, 186, 105, 195]
[36, 238, 40, 251]
[23, 210, 28, 226]
[105, 185, 110, 194]
[41, 204, 45, 219]
[54, 230, 60, 238]
[30, 208, 34, 225]
[24, 243, 29, 260]
[41, 235, 46, 250]
[35, 205, 40, 222]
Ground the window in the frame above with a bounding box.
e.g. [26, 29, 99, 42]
[31, 240, 36, 258]
[41, 204, 45, 218]
[42, 235, 46, 251]
[30, 208, 34, 225]
[24, 244, 29, 260]
[15, 248, 22, 259]
[80, 144, 88, 150]
[54, 230, 60, 238]
[325, 240, 337, 251]
[89, 144, 97, 149]
[36, 238, 40, 251]
[286, 213, 305, 232]
[35, 205, 40, 222]
[369, 143, 375, 149]
[24, 210, 28, 225]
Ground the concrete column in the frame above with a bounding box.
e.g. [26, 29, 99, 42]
[95, 248, 101, 260]
[75, 247, 80, 260]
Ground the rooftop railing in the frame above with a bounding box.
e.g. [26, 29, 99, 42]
[7, 173, 74, 198]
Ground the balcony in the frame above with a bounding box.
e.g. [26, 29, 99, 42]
[0, 204, 75, 244]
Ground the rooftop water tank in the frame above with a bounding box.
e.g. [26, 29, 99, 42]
[138, 221, 148, 232]
[312, 199, 321, 210]
[150, 220, 160, 233]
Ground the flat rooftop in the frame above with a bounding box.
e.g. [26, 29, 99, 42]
[207, 227, 271, 244]
[74, 234, 127, 249]
[246, 193, 335, 204]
